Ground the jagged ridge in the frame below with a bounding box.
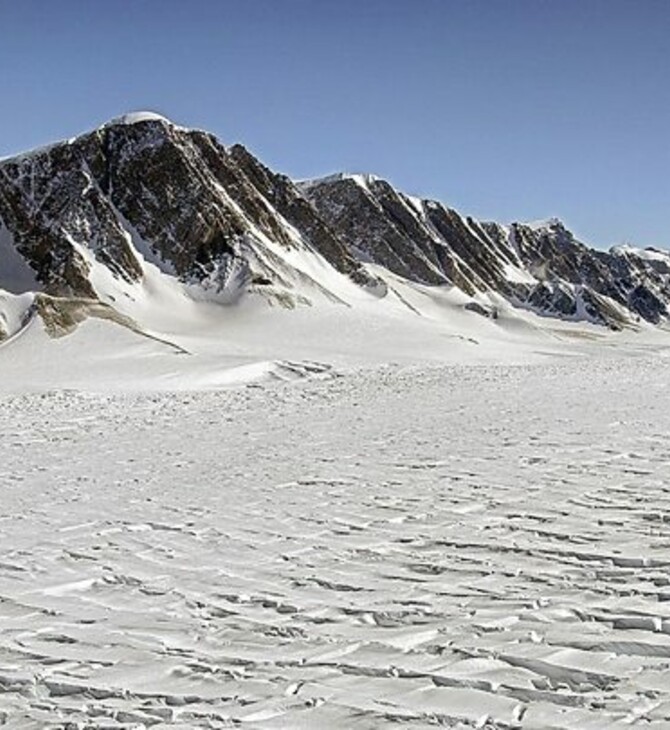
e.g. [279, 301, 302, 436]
[302, 174, 670, 328]
[0, 115, 381, 309]
[0, 114, 669, 338]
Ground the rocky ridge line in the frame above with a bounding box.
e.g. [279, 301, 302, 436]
[0, 113, 668, 336]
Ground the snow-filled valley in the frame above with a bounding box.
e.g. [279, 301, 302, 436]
[1, 354, 670, 729]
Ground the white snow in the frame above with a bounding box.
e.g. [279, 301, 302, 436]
[1, 353, 670, 726]
[611, 243, 670, 263]
[2, 224, 670, 727]
[349, 172, 381, 191]
[503, 262, 538, 284]
[0, 290, 34, 341]
[405, 194, 425, 216]
[3, 144, 670, 726]
[298, 172, 381, 192]
[523, 216, 562, 231]
[106, 111, 174, 127]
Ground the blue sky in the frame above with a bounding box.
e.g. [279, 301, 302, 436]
[0, 0, 667, 248]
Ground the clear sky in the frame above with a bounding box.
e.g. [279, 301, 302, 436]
[0, 0, 667, 249]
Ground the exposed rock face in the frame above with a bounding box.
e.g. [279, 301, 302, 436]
[0, 115, 668, 331]
[226, 146, 377, 290]
[0, 117, 378, 304]
[34, 294, 140, 339]
[507, 221, 670, 324]
[303, 177, 670, 328]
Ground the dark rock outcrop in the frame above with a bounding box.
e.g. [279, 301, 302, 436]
[304, 177, 670, 328]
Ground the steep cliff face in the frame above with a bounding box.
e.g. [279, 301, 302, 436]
[303, 175, 670, 328]
[300, 174, 527, 296]
[0, 114, 668, 339]
[0, 114, 379, 312]
[0, 136, 138, 299]
[505, 220, 670, 325]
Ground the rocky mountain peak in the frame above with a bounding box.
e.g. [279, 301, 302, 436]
[0, 117, 380, 315]
[0, 115, 669, 340]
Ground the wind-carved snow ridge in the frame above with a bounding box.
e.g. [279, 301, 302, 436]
[1, 360, 670, 727]
[105, 111, 176, 127]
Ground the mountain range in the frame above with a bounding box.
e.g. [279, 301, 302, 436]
[1, 112, 668, 343]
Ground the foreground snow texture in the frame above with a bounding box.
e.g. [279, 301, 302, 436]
[1, 358, 670, 729]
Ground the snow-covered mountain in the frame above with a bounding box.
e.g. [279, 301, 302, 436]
[0, 112, 668, 344]
[0, 113, 386, 338]
[302, 174, 670, 327]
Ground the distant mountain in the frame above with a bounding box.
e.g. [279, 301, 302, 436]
[301, 174, 670, 327]
[0, 112, 668, 341]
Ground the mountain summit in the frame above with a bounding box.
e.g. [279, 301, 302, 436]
[1, 114, 669, 343]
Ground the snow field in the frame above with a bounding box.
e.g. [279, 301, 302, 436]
[0, 358, 669, 727]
